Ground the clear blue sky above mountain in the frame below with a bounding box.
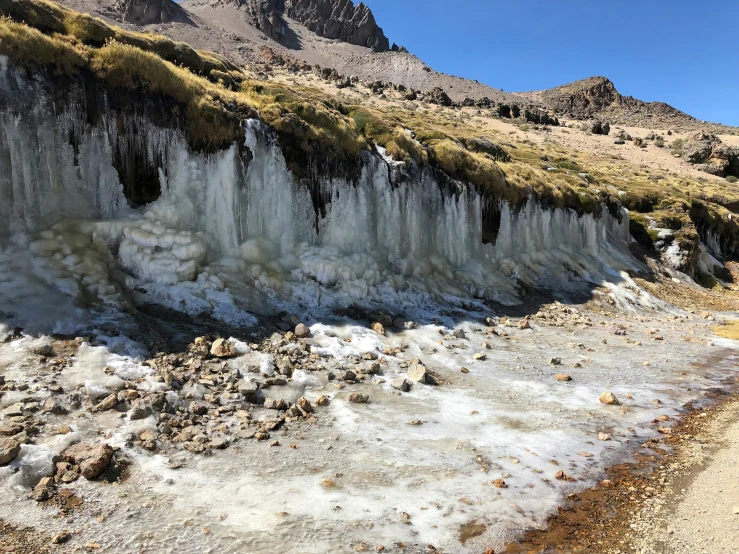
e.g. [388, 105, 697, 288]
[365, 0, 739, 126]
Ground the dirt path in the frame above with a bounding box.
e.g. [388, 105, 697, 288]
[628, 399, 739, 554]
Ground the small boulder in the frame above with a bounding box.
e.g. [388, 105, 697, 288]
[264, 398, 289, 410]
[210, 338, 234, 358]
[391, 378, 412, 392]
[93, 393, 118, 412]
[294, 323, 310, 338]
[452, 328, 466, 340]
[599, 391, 620, 405]
[43, 397, 69, 415]
[296, 397, 313, 413]
[61, 443, 114, 480]
[407, 362, 429, 383]
[371, 321, 386, 335]
[0, 437, 21, 465]
[315, 395, 330, 406]
[598, 432, 612, 441]
[348, 393, 369, 404]
[28, 477, 56, 502]
[553, 374, 572, 382]
[32, 343, 54, 357]
[189, 336, 210, 357]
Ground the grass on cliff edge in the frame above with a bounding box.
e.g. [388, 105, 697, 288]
[0, 0, 608, 212]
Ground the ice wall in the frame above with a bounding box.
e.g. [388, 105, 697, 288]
[0, 60, 635, 325]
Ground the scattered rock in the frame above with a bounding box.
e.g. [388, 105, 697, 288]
[549, 357, 562, 366]
[555, 470, 575, 482]
[391, 378, 412, 392]
[491, 479, 507, 488]
[264, 398, 289, 410]
[31, 343, 54, 357]
[210, 338, 234, 358]
[407, 362, 430, 384]
[599, 391, 620, 405]
[28, 476, 56, 502]
[52, 530, 72, 544]
[371, 321, 385, 335]
[190, 336, 210, 357]
[0, 437, 21, 464]
[61, 443, 114, 480]
[294, 323, 310, 338]
[315, 395, 330, 406]
[0, 422, 24, 436]
[473, 353, 487, 361]
[553, 374, 572, 382]
[460, 367, 470, 374]
[598, 432, 612, 441]
[93, 393, 118, 412]
[296, 397, 313, 413]
[452, 328, 466, 339]
[348, 393, 369, 404]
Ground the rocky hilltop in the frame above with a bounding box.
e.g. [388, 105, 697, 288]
[224, 0, 390, 51]
[521, 76, 734, 132]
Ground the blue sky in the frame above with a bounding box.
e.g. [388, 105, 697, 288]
[365, 0, 739, 126]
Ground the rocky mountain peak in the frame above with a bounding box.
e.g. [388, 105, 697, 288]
[238, 0, 390, 51]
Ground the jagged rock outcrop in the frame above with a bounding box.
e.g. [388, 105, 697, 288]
[119, 0, 180, 24]
[284, 0, 389, 51]
[590, 120, 610, 135]
[233, 0, 390, 51]
[682, 131, 739, 177]
[240, 0, 285, 40]
[523, 107, 559, 126]
[425, 87, 453, 107]
[540, 76, 620, 119]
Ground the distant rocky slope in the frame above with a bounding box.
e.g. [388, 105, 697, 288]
[213, 0, 390, 51]
[520, 76, 735, 132]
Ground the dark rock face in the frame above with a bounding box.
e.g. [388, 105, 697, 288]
[284, 0, 390, 51]
[120, 0, 179, 24]
[425, 87, 452, 107]
[590, 120, 610, 135]
[241, 0, 286, 40]
[523, 108, 559, 126]
[682, 131, 739, 177]
[235, 0, 390, 51]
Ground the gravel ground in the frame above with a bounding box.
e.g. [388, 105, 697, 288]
[628, 399, 739, 554]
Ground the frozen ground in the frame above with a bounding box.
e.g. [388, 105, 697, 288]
[0, 297, 736, 553]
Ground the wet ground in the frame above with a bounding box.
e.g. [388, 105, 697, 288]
[0, 290, 737, 553]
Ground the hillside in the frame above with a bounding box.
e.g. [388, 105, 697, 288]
[520, 76, 737, 133]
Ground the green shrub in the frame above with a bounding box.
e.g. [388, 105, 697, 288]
[727, 175, 738, 183]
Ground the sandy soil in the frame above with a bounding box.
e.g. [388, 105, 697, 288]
[628, 399, 739, 554]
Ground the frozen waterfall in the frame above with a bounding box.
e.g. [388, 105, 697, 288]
[0, 59, 634, 327]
